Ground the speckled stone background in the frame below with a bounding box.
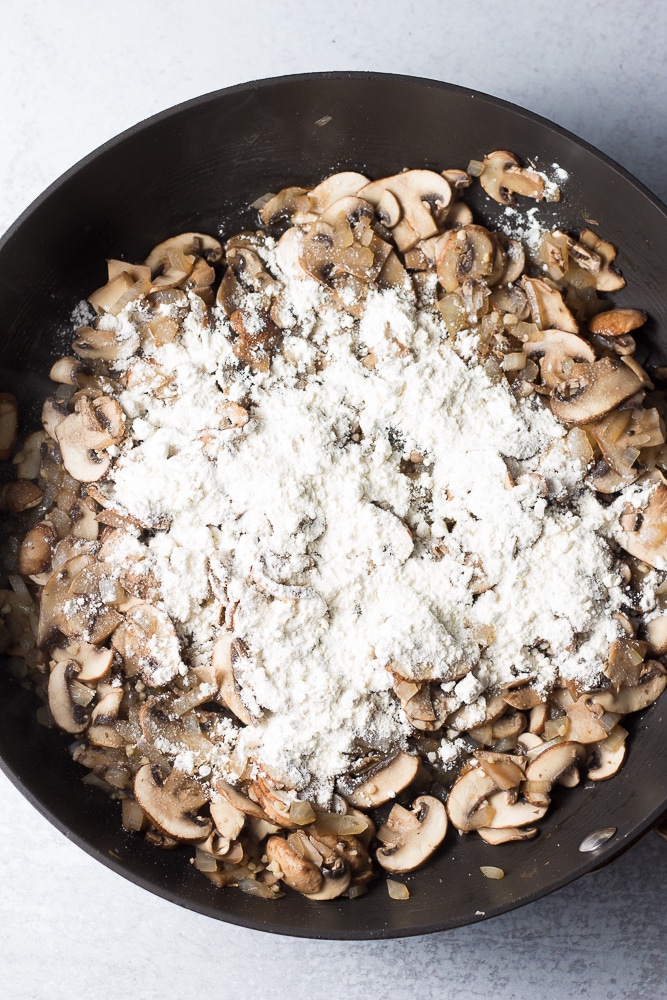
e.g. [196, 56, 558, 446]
[2, 3, 667, 997]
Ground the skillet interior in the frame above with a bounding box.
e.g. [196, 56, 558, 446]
[1, 72, 667, 938]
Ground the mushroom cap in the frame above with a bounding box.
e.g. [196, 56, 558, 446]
[592, 662, 667, 714]
[307, 172, 370, 215]
[376, 795, 448, 873]
[587, 738, 627, 781]
[525, 741, 586, 783]
[345, 750, 420, 808]
[483, 791, 548, 829]
[145, 233, 223, 275]
[523, 328, 595, 390]
[522, 277, 578, 333]
[477, 825, 538, 845]
[210, 634, 254, 725]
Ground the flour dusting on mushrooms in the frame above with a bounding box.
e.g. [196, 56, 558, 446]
[89, 250, 631, 802]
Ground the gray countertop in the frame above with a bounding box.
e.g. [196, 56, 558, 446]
[2, 2, 666, 997]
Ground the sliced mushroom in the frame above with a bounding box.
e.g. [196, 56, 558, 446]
[646, 615, 667, 655]
[145, 233, 222, 276]
[591, 662, 667, 714]
[37, 553, 93, 649]
[111, 602, 184, 686]
[0, 393, 18, 460]
[265, 835, 323, 895]
[478, 151, 552, 205]
[260, 187, 313, 227]
[587, 732, 627, 780]
[564, 696, 609, 743]
[13, 430, 48, 479]
[47, 659, 89, 734]
[54, 412, 111, 482]
[72, 325, 140, 361]
[302, 857, 352, 900]
[41, 397, 70, 440]
[307, 172, 370, 214]
[550, 357, 646, 425]
[345, 751, 420, 808]
[53, 639, 113, 682]
[2, 480, 44, 513]
[18, 522, 57, 577]
[209, 634, 254, 725]
[133, 763, 212, 841]
[477, 825, 538, 845]
[376, 795, 447, 873]
[525, 741, 586, 788]
[589, 308, 647, 337]
[523, 328, 595, 389]
[359, 170, 452, 251]
[522, 278, 578, 333]
[619, 483, 667, 568]
[435, 225, 500, 292]
[579, 229, 626, 291]
[475, 752, 524, 790]
[210, 796, 245, 843]
[445, 767, 497, 832]
[214, 779, 271, 821]
[483, 791, 548, 829]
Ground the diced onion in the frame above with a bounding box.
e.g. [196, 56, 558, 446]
[387, 879, 410, 899]
[480, 866, 505, 880]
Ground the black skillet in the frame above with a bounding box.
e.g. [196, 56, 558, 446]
[1, 73, 667, 939]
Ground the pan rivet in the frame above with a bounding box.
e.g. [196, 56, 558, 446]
[578, 827, 617, 853]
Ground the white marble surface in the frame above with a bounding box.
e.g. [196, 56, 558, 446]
[2, 2, 667, 997]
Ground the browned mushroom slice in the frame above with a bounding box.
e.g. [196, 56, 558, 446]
[475, 752, 524, 790]
[523, 328, 595, 389]
[435, 225, 500, 293]
[446, 767, 497, 832]
[12, 430, 48, 480]
[230, 308, 282, 373]
[619, 483, 667, 567]
[111, 602, 184, 686]
[214, 779, 271, 821]
[2, 480, 44, 513]
[524, 741, 586, 793]
[646, 615, 667, 656]
[265, 836, 323, 895]
[478, 151, 553, 205]
[578, 229, 626, 291]
[53, 638, 114, 681]
[209, 634, 254, 725]
[37, 553, 93, 649]
[0, 393, 18, 460]
[499, 679, 543, 710]
[303, 857, 352, 900]
[604, 637, 647, 692]
[88, 272, 145, 315]
[47, 659, 90, 734]
[592, 661, 667, 714]
[72, 325, 139, 361]
[18, 522, 57, 577]
[209, 796, 245, 843]
[54, 412, 111, 482]
[41, 398, 69, 440]
[477, 826, 538, 844]
[260, 187, 314, 227]
[593, 406, 664, 480]
[145, 233, 222, 276]
[587, 727, 627, 781]
[589, 308, 647, 337]
[376, 795, 447, 873]
[359, 170, 452, 251]
[307, 172, 370, 214]
[522, 277, 578, 333]
[550, 357, 646, 425]
[61, 561, 124, 644]
[345, 751, 421, 808]
[483, 791, 548, 829]
[133, 763, 212, 841]
[249, 776, 294, 828]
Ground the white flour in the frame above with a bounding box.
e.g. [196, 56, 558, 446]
[95, 246, 629, 800]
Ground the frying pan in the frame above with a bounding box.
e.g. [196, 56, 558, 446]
[1, 72, 666, 939]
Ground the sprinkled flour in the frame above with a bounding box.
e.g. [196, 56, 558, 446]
[93, 236, 631, 801]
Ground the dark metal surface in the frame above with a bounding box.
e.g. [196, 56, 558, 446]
[1, 72, 666, 938]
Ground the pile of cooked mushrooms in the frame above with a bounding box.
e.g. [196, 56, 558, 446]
[1, 150, 667, 902]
